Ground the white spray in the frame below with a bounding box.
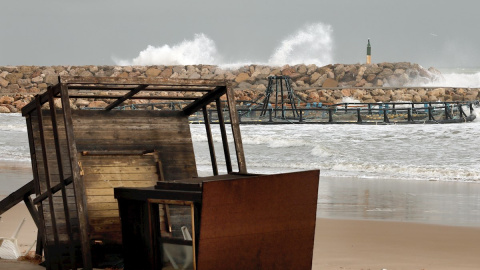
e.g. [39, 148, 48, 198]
[115, 22, 335, 67]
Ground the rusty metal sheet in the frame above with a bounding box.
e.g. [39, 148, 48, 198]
[197, 170, 319, 270]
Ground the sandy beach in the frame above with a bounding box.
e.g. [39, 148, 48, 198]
[2, 203, 480, 269]
[313, 218, 480, 270]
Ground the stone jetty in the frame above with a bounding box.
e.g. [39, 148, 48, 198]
[0, 63, 479, 113]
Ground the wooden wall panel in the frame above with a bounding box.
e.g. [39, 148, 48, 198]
[197, 170, 320, 270]
[79, 153, 160, 244]
[72, 110, 198, 181]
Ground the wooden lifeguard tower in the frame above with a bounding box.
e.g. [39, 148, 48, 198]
[19, 76, 319, 269]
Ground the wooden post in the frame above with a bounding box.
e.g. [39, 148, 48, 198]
[216, 99, 232, 173]
[202, 106, 218, 175]
[225, 85, 247, 174]
[59, 83, 92, 269]
[35, 96, 62, 266]
[47, 87, 77, 269]
[25, 116, 46, 258]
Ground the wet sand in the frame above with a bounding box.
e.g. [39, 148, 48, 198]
[2, 207, 480, 269]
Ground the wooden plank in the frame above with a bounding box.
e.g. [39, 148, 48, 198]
[87, 195, 120, 204]
[83, 174, 159, 183]
[87, 210, 119, 218]
[82, 166, 157, 174]
[86, 182, 154, 194]
[197, 170, 320, 270]
[88, 217, 120, 226]
[85, 203, 118, 211]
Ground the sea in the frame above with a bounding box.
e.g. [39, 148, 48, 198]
[2, 80, 480, 228]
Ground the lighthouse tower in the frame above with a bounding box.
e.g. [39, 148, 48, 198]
[366, 39, 372, 64]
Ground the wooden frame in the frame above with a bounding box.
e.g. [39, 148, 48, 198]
[20, 77, 247, 269]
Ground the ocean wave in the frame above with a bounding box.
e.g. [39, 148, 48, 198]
[115, 22, 335, 67]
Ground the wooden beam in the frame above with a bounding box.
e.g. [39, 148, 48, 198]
[32, 177, 73, 205]
[60, 83, 93, 269]
[0, 180, 35, 216]
[226, 84, 247, 174]
[105, 84, 148, 111]
[68, 85, 215, 91]
[25, 115, 47, 260]
[48, 85, 77, 270]
[216, 98, 232, 173]
[67, 95, 199, 100]
[182, 86, 226, 116]
[202, 106, 218, 175]
[36, 96, 62, 265]
[60, 76, 226, 87]
[21, 84, 61, 116]
[23, 196, 41, 229]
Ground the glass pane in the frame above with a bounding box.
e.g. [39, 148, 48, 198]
[159, 204, 194, 270]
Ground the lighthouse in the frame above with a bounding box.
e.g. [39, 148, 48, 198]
[366, 39, 371, 64]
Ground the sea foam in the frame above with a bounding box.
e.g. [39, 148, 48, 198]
[115, 22, 335, 68]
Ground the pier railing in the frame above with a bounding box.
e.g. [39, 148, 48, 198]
[82, 100, 478, 124]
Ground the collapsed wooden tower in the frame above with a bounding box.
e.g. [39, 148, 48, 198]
[20, 76, 319, 269]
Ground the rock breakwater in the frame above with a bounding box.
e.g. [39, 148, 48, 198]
[1, 63, 479, 113]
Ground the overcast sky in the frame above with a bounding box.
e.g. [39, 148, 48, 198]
[2, 0, 480, 68]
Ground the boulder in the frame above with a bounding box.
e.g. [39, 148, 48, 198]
[394, 62, 412, 70]
[88, 101, 108, 108]
[0, 105, 10, 113]
[364, 66, 383, 75]
[376, 68, 393, 80]
[297, 65, 307, 74]
[235, 72, 250, 83]
[0, 77, 9, 88]
[31, 76, 44, 83]
[146, 68, 161, 77]
[13, 100, 27, 110]
[75, 99, 91, 107]
[45, 75, 59, 85]
[322, 78, 338, 88]
[0, 96, 15, 104]
[5, 73, 23, 84]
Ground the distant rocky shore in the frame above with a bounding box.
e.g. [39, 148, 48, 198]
[1, 63, 479, 113]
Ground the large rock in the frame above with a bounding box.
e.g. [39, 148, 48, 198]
[146, 68, 161, 77]
[0, 77, 9, 88]
[364, 66, 383, 75]
[235, 73, 250, 83]
[88, 101, 108, 108]
[0, 96, 15, 104]
[322, 78, 338, 88]
[5, 73, 23, 84]
[0, 105, 10, 113]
